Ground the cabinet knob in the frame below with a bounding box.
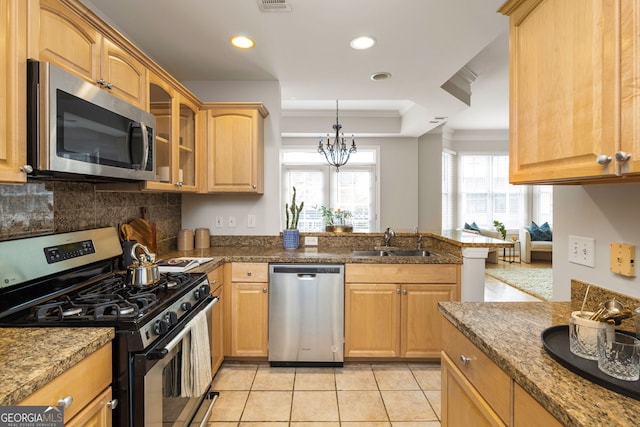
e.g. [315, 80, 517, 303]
[57, 396, 73, 408]
[615, 151, 631, 162]
[105, 82, 113, 90]
[459, 354, 472, 365]
[96, 78, 106, 87]
[20, 165, 33, 174]
[596, 155, 612, 165]
[396, 289, 400, 294]
[106, 399, 118, 409]
[252, 184, 257, 189]
[247, 271, 252, 276]
[263, 287, 267, 293]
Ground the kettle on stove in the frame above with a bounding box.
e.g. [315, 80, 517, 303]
[126, 242, 160, 286]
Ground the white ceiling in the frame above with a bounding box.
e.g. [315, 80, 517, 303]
[81, 0, 510, 137]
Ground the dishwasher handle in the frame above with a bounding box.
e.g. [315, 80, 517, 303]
[297, 273, 317, 279]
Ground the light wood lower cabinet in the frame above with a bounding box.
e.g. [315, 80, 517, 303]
[441, 352, 506, 427]
[208, 266, 224, 375]
[226, 262, 269, 357]
[441, 319, 563, 427]
[345, 264, 460, 359]
[19, 343, 114, 426]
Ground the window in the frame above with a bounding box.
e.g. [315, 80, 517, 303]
[442, 152, 553, 230]
[459, 155, 525, 229]
[442, 150, 457, 231]
[282, 148, 378, 232]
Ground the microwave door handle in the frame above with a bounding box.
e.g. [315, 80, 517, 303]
[139, 121, 149, 171]
[127, 122, 149, 171]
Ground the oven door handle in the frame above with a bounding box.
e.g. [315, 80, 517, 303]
[146, 296, 219, 360]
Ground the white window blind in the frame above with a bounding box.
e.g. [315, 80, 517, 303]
[282, 148, 378, 232]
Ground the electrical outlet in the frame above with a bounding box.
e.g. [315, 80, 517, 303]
[248, 214, 256, 228]
[228, 216, 236, 227]
[305, 236, 318, 246]
[568, 235, 595, 267]
[215, 216, 223, 228]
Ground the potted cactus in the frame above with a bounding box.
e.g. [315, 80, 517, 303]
[283, 186, 304, 249]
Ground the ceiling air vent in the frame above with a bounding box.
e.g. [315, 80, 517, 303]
[257, 0, 292, 12]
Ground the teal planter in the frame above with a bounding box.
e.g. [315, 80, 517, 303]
[283, 229, 300, 249]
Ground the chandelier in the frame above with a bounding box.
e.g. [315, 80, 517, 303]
[317, 100, 357, 172]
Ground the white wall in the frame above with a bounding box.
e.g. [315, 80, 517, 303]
[180, 80, 282, 235]
[553, 183, 640, 300]
[418, 132, 443, 232]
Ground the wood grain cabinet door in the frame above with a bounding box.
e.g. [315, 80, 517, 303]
[501, 0, 618, 183]
[401, 284, 456, 358]
[345, 283, 400, 358]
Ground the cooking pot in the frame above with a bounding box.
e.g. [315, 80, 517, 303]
[127, 242, 160, 286]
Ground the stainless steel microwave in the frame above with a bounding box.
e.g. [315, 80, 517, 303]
[26, 60, 156, 181]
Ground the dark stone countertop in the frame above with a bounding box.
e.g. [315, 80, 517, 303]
[0, 327, 115, 406]
[439, 301, 640, 427]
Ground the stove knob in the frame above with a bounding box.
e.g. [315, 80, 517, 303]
[193, 289, 201, 300]
[200, 283, 211, 296]
[154, 319, 169, 335]
[181, 302, 192, 312]
[165, 311, 178, 326]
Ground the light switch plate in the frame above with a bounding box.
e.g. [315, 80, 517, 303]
[610, 243, 636, 277]
[568, 235, 595, 267]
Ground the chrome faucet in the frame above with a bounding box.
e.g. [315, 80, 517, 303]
[383, 227, 396, 247]
[415, 227, 423, 250]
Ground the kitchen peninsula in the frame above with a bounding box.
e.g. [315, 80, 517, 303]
[165, 230, 508, 302]
[439, 298, 640, 426]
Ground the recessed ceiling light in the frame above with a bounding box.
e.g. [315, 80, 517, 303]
[230, 36, 255, 49]
[350, 36, 376, 50]
[370, 72, 391, 81]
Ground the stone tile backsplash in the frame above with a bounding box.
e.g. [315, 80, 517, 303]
[0, 182, 181, 252]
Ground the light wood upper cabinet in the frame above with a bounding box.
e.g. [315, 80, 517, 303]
[201, 103, 269, 194]
[32, 0, 146, 109]
[500, 0, 618, 183]
[345, 264, 460, 359]
[0, 0, 28, 183]
[136, 72, 200, 192]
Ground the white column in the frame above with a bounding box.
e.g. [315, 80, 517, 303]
[461, 247, 489, 302]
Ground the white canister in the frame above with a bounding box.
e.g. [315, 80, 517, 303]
[195, 228, 210, 249]
[177, 229, 194, 251]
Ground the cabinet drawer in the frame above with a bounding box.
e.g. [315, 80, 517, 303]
[442, 320, 511, 424]
[231, 262, 268, 282]
[346, 263, 458, 283]
[19, 343, 112, 421]
[208, 266, 224, 291]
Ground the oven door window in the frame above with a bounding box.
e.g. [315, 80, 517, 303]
[146, 341, 206, 425]
[56, 90, 137, 169]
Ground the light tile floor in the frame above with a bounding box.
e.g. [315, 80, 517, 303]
[207, 362, 442, 426]
[207, 264, 551, 426]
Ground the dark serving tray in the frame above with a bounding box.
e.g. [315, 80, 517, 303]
[541, 325, 640, 400]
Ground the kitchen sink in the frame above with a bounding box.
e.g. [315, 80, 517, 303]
[351, 249, 434, 257]
[389, 250, 432, 257]
[351, 250, 390, 257]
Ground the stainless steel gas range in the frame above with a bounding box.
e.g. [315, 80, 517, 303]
[0, 227, 219, 426]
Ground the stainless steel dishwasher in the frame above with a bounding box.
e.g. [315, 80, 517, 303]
[268, 264, 344, 367]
